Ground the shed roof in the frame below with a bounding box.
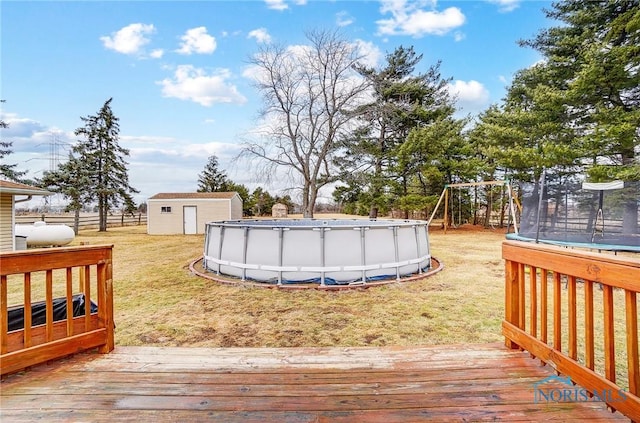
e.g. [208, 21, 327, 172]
[0, 180, 52, 196]
[148, 192, 238, 200]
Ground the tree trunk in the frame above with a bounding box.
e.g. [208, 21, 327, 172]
[302, 185, 313, 218]
[402, 176, 409, 219]
[99, 196, 107, 232]
[73, 207, 80, 235]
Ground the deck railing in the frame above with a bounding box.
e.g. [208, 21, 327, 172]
[503, 240, 640, 421]
[1, 245, 114, 376]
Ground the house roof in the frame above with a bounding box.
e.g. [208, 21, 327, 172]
[148, 192, 239, 200]
[0, 180, 52, 196]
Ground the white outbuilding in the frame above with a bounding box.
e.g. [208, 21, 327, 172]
[271, 203, 288, 218]
[147, 192, 243, 235]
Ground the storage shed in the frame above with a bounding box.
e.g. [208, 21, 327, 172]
[272, 203, 288, 218]
[147, 192, 243, 235]
[0, 180, 51, 252]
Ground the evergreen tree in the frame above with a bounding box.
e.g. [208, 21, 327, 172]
[225, 181, 253, 216]
[471, 67, 580, 185]
[197, 155, 231, 192]
[337, 46, 457, 218]
[250, 187, 275, 216]
[38, 153, 92, 234]
[483, 0, 640, 232]
[274, 194, 295, 213]
[520, 0, 639, 182]
[73, 98, 138, 232]
[398, 114, 473, 217]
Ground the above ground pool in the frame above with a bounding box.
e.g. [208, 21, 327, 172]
[202, 219, 431, 285]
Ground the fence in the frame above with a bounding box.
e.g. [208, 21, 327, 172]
[15, 213, 147, 231]
[503, 240, 640, 420]
[0, 245, 115, 375]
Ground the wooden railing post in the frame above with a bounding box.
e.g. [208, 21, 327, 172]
[98, 247, 114, 353]
[504, 257, 520, 349]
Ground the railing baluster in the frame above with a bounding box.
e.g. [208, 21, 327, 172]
[66, 267, 73, 336]
[530, 266, 537, 338]
[603, 284, 616, 383]
[45, 270, 53, 343]
[79, 266, 84, 292]
[553, 271, 562, 352]
[540, 269, 548, 344]
[84, 266, 91, 331]
[1, 275, 7, 355]
[518, 263, 525, 329]
[585, 279, 595, 370]
[568, 275, 577, 360]
[626, 290, 639, 396]
[24, 273, 32, 348]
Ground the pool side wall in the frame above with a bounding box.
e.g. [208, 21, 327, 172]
[203, 220, 430, 284]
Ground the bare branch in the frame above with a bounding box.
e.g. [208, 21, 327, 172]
[238, 29, 370, 217]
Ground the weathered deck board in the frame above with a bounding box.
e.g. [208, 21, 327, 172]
[0, 343, 627, 422]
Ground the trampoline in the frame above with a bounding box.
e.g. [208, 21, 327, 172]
[511, 177, 639, 252]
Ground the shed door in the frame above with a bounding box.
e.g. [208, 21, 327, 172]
[183, 206, 197, 234]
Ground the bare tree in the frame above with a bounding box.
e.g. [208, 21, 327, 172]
[240, 29, 370, 218]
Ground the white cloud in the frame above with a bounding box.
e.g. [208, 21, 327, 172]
[158, 65, 247, 106]
[448, 80, 490, 114]
[248, 28, 272, 44]
[487, 0, 520, 13]
[377, 1, 465, 37]
[0, 113, 77, 182]
[336, 11, 354, 27]
[100, 23, 156, 55]
[1, 113, 48, 139]
[453, 31, 465, 42]
[126, 141, 245, 202]
[265, 0, 288, 10]
[120, 135, 177, 144]
[176, 27, 216, 55]
[149, 49, 164, 59]
[241, 64, 262, 81]
[353, 39, 383, 68]
[264, 0, 306, 10]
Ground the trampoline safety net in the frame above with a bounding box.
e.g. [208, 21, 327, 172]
[517, 180, 640, 249]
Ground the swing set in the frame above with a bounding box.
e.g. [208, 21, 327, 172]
[427, 180, 522, 233]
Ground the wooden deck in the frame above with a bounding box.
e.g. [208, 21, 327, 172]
[1, 343, 627, 422]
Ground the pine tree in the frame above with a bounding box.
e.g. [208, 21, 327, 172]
[338, 46, 459, 218]
[197, 155, 231, 192]
[520, 0, 639, 181]
[73, 98, 138, 231]
[38, 153, 92, 234]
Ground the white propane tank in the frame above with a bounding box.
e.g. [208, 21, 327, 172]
[15, 221, 75, 247]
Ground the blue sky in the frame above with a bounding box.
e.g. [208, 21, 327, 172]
[1, 0, 554, 207]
